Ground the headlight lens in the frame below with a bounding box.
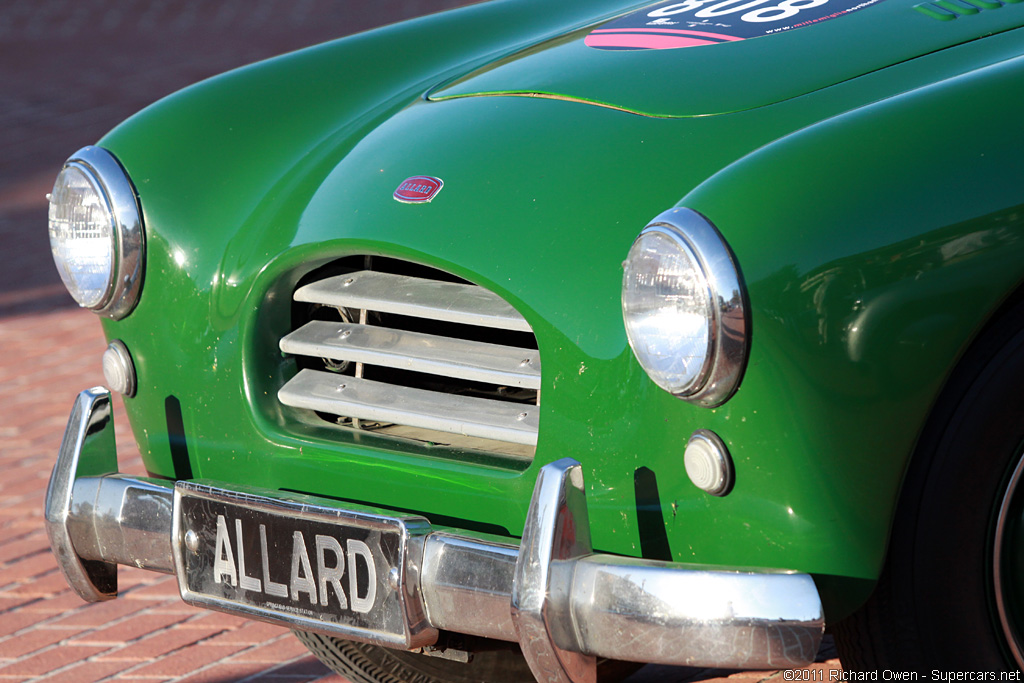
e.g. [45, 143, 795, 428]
[622, 208, 748, 407]
[622, 228, 712, 393]
[49, 165, 116, 308]
[48, 146, 144, 318]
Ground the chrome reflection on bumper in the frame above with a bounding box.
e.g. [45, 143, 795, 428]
[44, 387, 174, 602]
[46, 388, 825, 676]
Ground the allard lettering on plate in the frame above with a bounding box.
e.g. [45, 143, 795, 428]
[211, 514, 377, 613]
[177, 490, 407, 635]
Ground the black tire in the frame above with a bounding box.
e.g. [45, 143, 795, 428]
[834, 301, 1024, 671]
[294, 631, 642, 683]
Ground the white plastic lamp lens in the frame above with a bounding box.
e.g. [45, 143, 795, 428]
[622, 228, 713, 395]
[48, 164, 116, 309]
[102, 340, 136, 397]
[684, 430, 733, 496]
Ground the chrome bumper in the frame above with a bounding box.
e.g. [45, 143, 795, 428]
[46, 388, 825, 681]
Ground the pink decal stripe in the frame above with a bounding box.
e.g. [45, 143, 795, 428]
[584, 33, 720, 49]
[590, 27, 744, 41]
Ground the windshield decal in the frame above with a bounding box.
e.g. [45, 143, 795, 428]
[586, 0, 885, 50]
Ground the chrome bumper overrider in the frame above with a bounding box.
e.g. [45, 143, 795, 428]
[46, 388, 825, 681]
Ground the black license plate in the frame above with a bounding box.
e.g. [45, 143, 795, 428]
[173, 481, 435, 648]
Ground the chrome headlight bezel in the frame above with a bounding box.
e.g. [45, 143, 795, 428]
[622, 208, 748, 407]
[48, 146, 144, 319]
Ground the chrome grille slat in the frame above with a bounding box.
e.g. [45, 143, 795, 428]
[279, 370, 539, 446]
[280, 321, 541, 389]
[294, 271, 532, 332]
[282, 260, 540, 459]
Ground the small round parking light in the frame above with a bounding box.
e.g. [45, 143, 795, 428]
[102, 340, 137, 398]
[684, 429, 733, 496]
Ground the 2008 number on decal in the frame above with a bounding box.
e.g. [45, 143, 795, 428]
[649, 0, 830, 22]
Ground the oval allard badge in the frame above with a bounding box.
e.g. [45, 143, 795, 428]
[394, 176, 444, 203]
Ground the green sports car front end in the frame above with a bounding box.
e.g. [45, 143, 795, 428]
[43, 0, 1024, 677]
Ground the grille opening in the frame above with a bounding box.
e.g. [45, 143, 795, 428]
[280, 256, 540, 462]
[294, 308, 539, 404]
[294, 255, 471, 291]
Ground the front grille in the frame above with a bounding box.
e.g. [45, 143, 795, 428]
[278, 257, 540, 461]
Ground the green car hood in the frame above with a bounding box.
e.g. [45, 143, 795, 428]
[429, 0, 1024, 117]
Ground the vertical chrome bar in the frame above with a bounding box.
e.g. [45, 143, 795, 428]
[510, 459, 596, 683]
[351, 257, 372, 429]
[44, 387, 119, 602]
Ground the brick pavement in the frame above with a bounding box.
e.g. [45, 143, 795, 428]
[0, 1, 842, 681]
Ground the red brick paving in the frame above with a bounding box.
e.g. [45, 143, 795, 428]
[0, 1, 843, 681]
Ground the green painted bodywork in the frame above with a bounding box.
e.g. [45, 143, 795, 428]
[94, 0, 1024, 620]
[432, 0, 1024, 116]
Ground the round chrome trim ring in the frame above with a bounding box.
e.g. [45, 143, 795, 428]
[685, 429, 734, 496]
[630, 224, 716, 396]
[61, 146, 145, 320]
[630, 207, 749, 408]
[993, 453, 1024, 670]
[102, 340, 137, 398]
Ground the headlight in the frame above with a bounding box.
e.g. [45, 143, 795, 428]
[48, 146, 144, 319]
[622, 208, 748, 407]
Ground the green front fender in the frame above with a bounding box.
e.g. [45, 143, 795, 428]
[683, 53, 1024, 616]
